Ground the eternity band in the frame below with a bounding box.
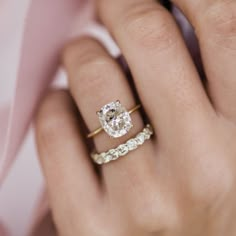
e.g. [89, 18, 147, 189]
[87, 101, 141, 138]
[91, 124, 154, 164]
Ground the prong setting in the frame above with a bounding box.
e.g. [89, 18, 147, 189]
[97, 101, 133, 138]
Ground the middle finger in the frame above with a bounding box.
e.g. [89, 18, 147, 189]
[172, 0, 236, 121]
[98, 0, 214, 144]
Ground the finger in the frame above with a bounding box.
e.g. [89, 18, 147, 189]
[63, 37, 144, 151]
[31, 212, 57, 236]
[35, 90, 101, 234]
[62, 37, 156, 192]
[98, 0, 214, 143]
[172, 0, 236, 121]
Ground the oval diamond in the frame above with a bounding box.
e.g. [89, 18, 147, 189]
[104, 154, 112, 163]
[136, 133, 145, 145]
[127, 139, 138, 150]
[97, 101, 133, 138]
[117, 144, 129, 156]
[109, 149, 119, 160]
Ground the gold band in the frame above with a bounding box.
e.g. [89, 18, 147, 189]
[87, 104, 141, 139]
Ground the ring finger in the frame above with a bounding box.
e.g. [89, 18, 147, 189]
[62, 37, 156, 195]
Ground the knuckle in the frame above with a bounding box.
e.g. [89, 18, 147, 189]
[74, 55, 117, 95]
[79, 54, 113, 73]
[203, 1, 236, 49]
[62, 37, 118, 99]
[190, 157, 235, 206]
[53, 201, 104, 236]
[121, 4, 177, 51]
[129, 189, 164, 231]
[62, 37, 104, 66]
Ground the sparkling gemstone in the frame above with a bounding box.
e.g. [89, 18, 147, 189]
[126, 139, 138, 150]
[97, 101, 133, 138]
[136, 133, 145, 145]
[109, 149, 119, 160]
[117, 144, 129, 156]
[143, 125, 153, 137]
[143, 129, 151, 139]
[104, 153, 112, 163]
[95, 153, 104, 165]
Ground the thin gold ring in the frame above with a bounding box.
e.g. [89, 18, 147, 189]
[87, 104, 141, 139]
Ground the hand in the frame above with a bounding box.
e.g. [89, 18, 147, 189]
[35, 0, 236, 235]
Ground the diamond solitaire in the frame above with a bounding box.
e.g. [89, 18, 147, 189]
[97, 101, 133, 138]
[87, 102, 141, 139]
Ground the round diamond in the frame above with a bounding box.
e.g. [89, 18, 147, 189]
[126, 139, 138, 150]
[117, 144, 129, 156]
[97, 101, 133, 138]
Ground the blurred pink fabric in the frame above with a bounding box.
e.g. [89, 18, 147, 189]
[0, 1, 94, 234]
[0, 1, 194, 235]
[0, 0, 92, 184]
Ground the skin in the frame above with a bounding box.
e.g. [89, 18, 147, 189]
[34, 0, 236, 235]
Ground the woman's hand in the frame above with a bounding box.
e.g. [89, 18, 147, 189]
[35, 0, 236, 235]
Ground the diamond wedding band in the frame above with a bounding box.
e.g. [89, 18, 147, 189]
[91, 124, 154, 164]
[87, 101, 141, 139]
